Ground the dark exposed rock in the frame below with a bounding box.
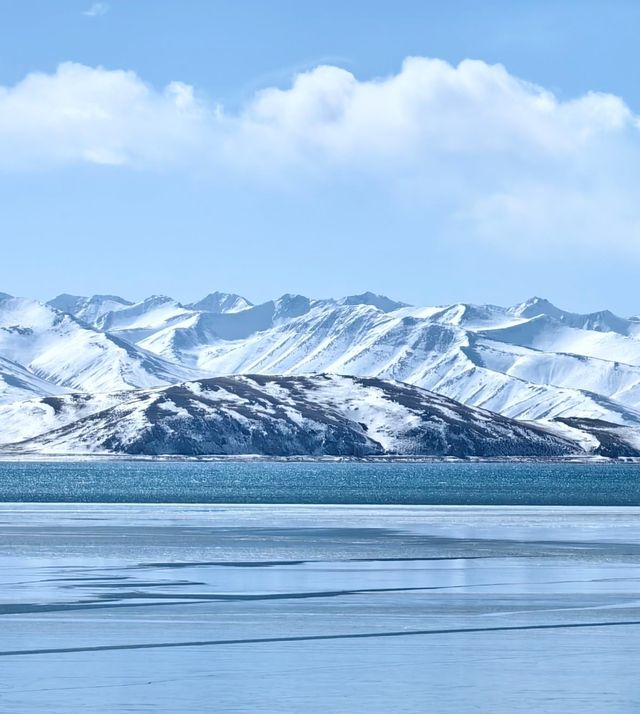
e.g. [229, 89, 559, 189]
[7, 374, 578, 457]
[553, 417, 640, 457]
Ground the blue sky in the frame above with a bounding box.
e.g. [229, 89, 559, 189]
[1, 1, 640, 312]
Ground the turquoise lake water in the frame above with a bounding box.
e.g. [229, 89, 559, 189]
[0, 460, 639, 504]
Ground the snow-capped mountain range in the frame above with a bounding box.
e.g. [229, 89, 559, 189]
[2, 289, 640, 456]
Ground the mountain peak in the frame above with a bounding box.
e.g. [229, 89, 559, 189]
[511, 296, 562, 319]
[47, 294, 134, 328]
[187, 292, 252, 314]
[340, 292, 408, 313]
[522, 296, 553, 308]
[274, 294, 312, 319]
[47, 293, 86, 313]
[142, 295, 177, 306]
[89, 294, 132, 306]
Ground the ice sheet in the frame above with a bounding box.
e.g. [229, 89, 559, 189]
[0, 504, 639, 713]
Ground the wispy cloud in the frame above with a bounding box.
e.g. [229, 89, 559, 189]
[83, 2, 109, 17]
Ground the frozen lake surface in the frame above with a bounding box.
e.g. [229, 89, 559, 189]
[1, 503, 639, 712]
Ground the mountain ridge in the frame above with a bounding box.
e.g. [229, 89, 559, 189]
[3, 290, 640, 456]
[1, 374, 578, 457]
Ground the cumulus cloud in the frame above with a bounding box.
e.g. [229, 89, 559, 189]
[1, 57, 639, 250]
[243, 60, 630, 158]
[0, 63, 214, 168]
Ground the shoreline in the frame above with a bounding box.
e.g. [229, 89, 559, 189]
[0, 453, 639, 464]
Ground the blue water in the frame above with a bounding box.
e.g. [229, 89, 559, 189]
[0, 461, 639, 505]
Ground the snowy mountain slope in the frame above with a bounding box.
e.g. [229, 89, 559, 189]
[466, 337, 640, 410]
[480, 315, 640, 365]
[419, 296, 640, 337]
[2, 375, 576, 457]
[509, 296, 640, 337]
[47, 294, 134, 326]
[0, 355, 64, 404]
[0, 295, 201, 398]
[137, 293, 409, 359]
[4, 290, 640, 442]
[543, 417, 640, 458]
[135, 302, 640, 424]
[50, 291, 256, 336]
[97, 293, 325, 345]
[422, 302, 526, 330]
[0, 390, 126, 445]
[95, 295, 196, 343]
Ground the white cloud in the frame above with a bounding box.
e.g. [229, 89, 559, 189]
[234, 59, 633, 164]
[0, 63, 213, 168]
[83, 2, 109, 17]
[1, 57, 639, 251]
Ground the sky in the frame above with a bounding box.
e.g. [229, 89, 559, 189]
[1, 0, 640, 313]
